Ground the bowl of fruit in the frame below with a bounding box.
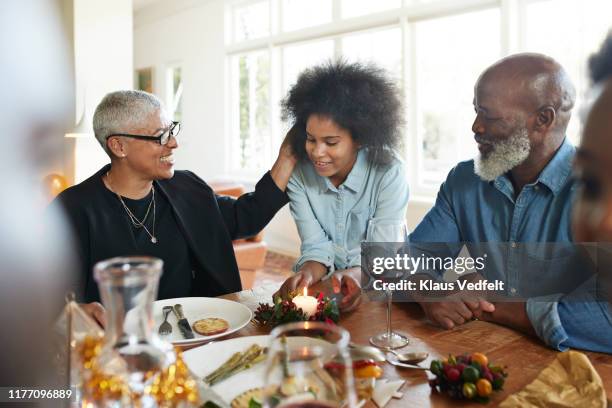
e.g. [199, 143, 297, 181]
[429, 352, 508, 402]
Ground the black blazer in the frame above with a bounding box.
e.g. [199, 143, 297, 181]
[55, 165, 288, 302]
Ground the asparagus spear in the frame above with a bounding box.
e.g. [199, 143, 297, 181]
[204, 351, 243, 383]
[204, 344, 266, 385]
[208, 352, 267, 385]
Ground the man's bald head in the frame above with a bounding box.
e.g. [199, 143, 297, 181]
[472, 54, 576, 182]
[477, 53, 576, 135]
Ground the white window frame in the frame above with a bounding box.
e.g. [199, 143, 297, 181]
[165, 62, 184, 121]
[223, 0, 582, 198]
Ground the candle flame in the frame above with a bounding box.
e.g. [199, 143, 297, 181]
[303, 287, 307, 297]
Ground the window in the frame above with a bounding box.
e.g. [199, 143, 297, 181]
[230, 51, 271, 170]
[341, 0, 400, 19]
[282, 40, 334, 94]
[341, 26, 402, 82]
[166, 65, 183, 122]
[282, 0, 332, 31]
[414, 9, 500, 186]
[226, 0, 612, 195]
[522, 0, 612, 145]
[232, 0, 270, 42]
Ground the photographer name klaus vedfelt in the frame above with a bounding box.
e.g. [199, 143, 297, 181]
[373, 279, 505, 292]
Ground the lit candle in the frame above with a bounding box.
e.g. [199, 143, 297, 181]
[292, 287, 318, 318]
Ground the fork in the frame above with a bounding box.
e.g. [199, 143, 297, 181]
[158, 306, 173, 335]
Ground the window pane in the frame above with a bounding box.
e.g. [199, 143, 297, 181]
[167, 66, 183, 122]
[282, 40, 334, 94]
[341, 0, 400, 19]
[233, 1, 269, 42]
[231, 51, 270, 170]
[341, 26, 402, 83]
[415, 8, 501, 186]
[523, 0, 612, 145]
[282, 0, 332, 31]
[405, 0, 446, 4]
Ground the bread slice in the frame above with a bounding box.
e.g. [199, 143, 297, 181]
[192, 317, 229, 336]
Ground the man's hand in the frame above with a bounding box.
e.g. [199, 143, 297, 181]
[472, 301, 537, 336]
[411, 273, 495, 329]
[332, 268, 362, 312]
[274, 261, 327, 299]
[81, 302, 107, 328]
[419, 295, 495, 329]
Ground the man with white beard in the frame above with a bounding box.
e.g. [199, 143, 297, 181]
[408, 53, 581, 351]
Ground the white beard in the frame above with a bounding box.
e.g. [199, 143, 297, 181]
[474, 127, 531, 181]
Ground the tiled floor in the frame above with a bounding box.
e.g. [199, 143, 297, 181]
[241, 251, 295, 290]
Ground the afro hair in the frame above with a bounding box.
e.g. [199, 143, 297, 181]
[281, 60, 404, 165]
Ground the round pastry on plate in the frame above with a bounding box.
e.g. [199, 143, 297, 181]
[193, 317, 229, 336]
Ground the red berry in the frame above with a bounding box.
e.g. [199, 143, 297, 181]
[445, 367, 461, 382]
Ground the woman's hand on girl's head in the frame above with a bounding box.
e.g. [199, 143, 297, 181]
[270, 124, 300, 191]
[279, 124, 300, 164]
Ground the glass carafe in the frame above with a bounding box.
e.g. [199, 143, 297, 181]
[92, 256, 175, 406]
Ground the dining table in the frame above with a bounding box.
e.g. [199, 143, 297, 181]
[182, 281, 612, 407]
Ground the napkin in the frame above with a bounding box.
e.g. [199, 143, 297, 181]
[372, 379, 405, 408]
[500, 350, 606, 408]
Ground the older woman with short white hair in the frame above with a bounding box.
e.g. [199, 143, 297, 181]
[55, 90, 296, 325]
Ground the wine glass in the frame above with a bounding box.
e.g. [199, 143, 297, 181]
[366, 219, 410, 349]
[263, 321, 357, 408]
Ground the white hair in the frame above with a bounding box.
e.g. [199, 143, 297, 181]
[474, 127, 531, 181]
[93, 90, 163, 156]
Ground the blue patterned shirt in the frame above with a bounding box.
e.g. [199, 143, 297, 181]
[409, 139, 612, 353]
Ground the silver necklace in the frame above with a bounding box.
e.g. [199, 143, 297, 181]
[106, 171, 158, 244]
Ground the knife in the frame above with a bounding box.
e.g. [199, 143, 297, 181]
[172, 304, 195, 339]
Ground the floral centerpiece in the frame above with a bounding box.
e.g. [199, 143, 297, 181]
[254, 291, 340, 328]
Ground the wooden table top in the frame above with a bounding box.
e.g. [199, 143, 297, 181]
[185, 282, 612, 407]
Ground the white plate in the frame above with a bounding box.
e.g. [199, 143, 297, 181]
[153, 297, 252, 345]
[183, 335, 334, 404]
[184, 335, 270, 403]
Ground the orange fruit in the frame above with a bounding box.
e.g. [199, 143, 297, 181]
[354, 365, 383, 379]
[476, 378, 493, 397]
[471, 352, 488, 367]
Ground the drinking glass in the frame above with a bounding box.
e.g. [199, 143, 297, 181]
[263, 321, 357, 408]
[366, 219, 409, 349]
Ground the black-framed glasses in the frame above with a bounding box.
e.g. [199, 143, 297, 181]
[108, 121, 181, 145]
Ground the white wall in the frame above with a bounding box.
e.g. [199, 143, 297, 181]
[67, 0, 133, 183]
[134, 0, 226, 178]
[133, 0, 433, 256]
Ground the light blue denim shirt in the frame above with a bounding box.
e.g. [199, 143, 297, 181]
[288, 149, 409, 273]
[409, 139, 612, 353]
